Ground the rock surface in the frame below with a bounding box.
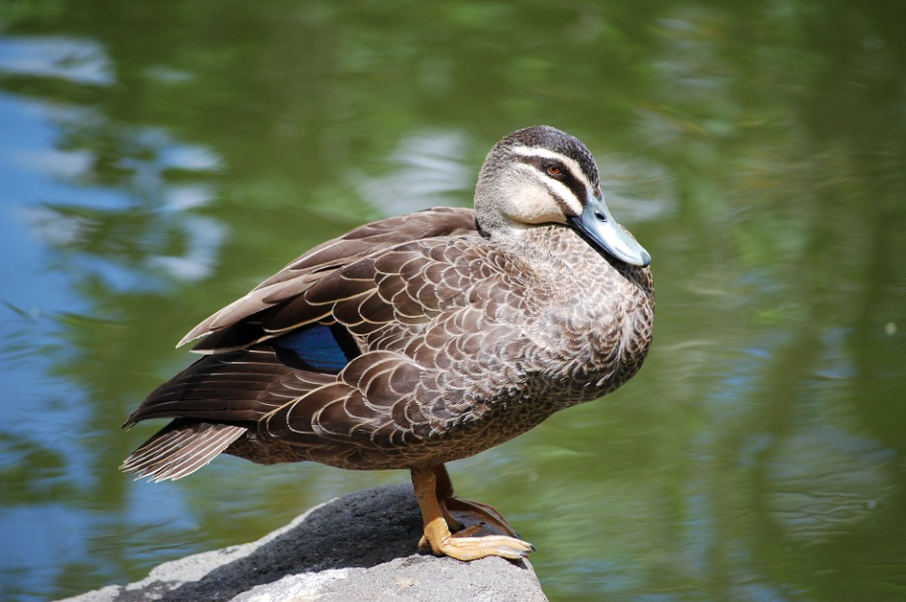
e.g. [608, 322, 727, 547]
[58, 484, 548, 602]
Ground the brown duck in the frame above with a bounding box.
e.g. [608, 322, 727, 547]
[122, 125, 655, 561]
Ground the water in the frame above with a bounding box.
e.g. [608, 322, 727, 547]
[1, 1, 905, 600]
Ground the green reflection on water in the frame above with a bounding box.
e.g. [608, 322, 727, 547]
[1, 1, 905, 601]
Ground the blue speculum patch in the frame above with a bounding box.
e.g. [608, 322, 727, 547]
[271, 323, 358, 373]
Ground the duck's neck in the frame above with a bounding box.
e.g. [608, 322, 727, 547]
[488, 224, 608, 278]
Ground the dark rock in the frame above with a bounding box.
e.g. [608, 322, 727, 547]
[58, 484, 548, 602]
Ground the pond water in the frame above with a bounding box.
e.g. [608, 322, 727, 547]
[1, 2, 905, 601]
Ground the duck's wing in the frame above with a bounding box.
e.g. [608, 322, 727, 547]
[181, 207, 477, 352]
[125, 208, 494, 426]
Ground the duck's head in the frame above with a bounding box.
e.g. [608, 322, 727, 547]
[475, 125, 650, 267]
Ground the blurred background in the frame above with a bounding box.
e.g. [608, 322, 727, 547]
[1, 1, 905, 600]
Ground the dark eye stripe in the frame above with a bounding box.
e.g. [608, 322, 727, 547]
[547, 189, 577, 217]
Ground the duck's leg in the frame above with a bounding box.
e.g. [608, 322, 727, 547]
[411, 464, 534, 561]
[432, 464, 521, 538]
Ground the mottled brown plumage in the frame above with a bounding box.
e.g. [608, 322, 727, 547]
[122, 126, 655, 560]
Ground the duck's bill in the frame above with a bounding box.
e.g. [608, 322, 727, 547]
[568, 193, 651, 267]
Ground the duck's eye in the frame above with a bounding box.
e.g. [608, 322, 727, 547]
[545, 164, 562, 177]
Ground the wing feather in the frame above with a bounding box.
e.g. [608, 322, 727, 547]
[182, 207, 476, 350]
[121, 421, 247, 482]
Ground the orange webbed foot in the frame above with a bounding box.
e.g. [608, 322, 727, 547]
[411, 465, 534, 561]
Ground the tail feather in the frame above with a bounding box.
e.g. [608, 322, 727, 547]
[122, 421, 247, 482]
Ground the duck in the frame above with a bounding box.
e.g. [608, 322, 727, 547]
[122, 125, 655, 561]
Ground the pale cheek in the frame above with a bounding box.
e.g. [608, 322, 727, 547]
[508, 185, 567, 224]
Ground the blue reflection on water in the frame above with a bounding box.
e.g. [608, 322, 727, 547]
[0, 91, 100, 601]
[0, 36, 113, 85]
[1, 94, 92, 316]
[0, 59, 232, 593]
[0, 89, 96, 476]
[0, 85, 208, 601]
